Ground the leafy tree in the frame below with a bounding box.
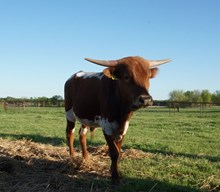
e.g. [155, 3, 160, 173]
[169, 90, 186, 102]
[212, 90, 220, 103]
[37, 97, 49, 107]
[50, 95, 63, 106]
[191, 90, 202, 103]
[5, 96, 16, 102]
[184, 91, 194, 102]
[201, 90, 212, 103]
[51, 95, 63, 101]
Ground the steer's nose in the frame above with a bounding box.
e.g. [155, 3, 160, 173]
[139, 95, 153, 106]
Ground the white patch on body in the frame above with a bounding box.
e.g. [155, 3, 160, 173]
[75, 71, 103, 80]
[74, 114, 99, 128]
[66, 108, 75, 122]
[99, 118, 118, 136]
[74, 113, 118, 136]
[80, 126, 88, 135]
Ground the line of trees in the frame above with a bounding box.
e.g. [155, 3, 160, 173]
[1, 90, 220, 108]
[0, 95, 64, 107]
[169, 90, 220, 103]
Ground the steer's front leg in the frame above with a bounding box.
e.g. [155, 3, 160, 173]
[104, 133, 121, 185]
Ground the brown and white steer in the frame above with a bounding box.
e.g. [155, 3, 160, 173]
[64, 56, 171, 184]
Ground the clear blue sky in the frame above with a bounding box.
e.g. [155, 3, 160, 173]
[0, 0, 219, 100]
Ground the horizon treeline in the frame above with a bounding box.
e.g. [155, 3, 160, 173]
[169, 89, 220, 103]
[0, 95, 64, 107]
[1, 89, 220, 104]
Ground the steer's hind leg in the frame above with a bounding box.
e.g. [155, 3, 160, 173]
[79, 124, 89, 159]
[65, 107, 76, 156]
[66, 120, 75, 156]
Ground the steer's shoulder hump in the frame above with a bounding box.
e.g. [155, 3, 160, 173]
[74, 71, 103, 80]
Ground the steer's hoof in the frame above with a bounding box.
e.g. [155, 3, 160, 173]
[111, 173, 121, 186]
[111, 178, 120, 186]
[83, 154, 89, 161]
[70, 152, 75, 157]
[114, 134, 123, 142]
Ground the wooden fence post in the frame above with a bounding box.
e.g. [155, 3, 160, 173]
[3, 101, 7, 112]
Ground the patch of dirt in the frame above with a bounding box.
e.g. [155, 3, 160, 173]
[0, 138, 151, 192]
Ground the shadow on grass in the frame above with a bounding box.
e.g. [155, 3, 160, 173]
[0, 155, 202, 192]
[124, 143, 220, 163]
[1, 132, 219, 163]
[116, 177, 201, 192]
[0, 133, 105, 148]
[0, 133, 65, 146]
[0, 134, 215, 192]
[72, 176, 202, 192]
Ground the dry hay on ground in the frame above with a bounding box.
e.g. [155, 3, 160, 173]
[0, 138, 151, 192]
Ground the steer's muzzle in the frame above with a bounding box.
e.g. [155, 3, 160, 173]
[138, 95, 153, 106]
[138, 95, 153, 107]
[132, 94, 153, 111]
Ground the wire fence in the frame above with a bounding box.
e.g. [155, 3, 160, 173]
[1, 100, 220, 116]
[0, 100, 64, 112]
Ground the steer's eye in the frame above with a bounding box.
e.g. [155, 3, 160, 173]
[123, 74, 130, 82]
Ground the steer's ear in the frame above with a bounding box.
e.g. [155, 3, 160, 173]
[103, 68, 119, 80]
[150, 68, 158, 78]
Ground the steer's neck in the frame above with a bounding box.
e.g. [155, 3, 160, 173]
[100, 77, 133, 131]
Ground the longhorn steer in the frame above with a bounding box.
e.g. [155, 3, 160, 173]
[64, 56, 171, 184]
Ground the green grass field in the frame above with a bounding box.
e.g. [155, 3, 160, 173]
[0, 106, 220, 191]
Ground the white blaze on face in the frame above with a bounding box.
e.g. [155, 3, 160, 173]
[75, 71, 103, 80]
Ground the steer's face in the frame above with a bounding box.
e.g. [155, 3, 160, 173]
[103, 57, 158, 111]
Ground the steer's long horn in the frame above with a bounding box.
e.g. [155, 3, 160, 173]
[85, 58, 118, 67]
[148, 59, 172, 68]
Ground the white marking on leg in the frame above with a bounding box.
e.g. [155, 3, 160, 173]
[66, 108, 75, 122]
[80, 127, 88, 136]
[122, 121, 129, 135]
